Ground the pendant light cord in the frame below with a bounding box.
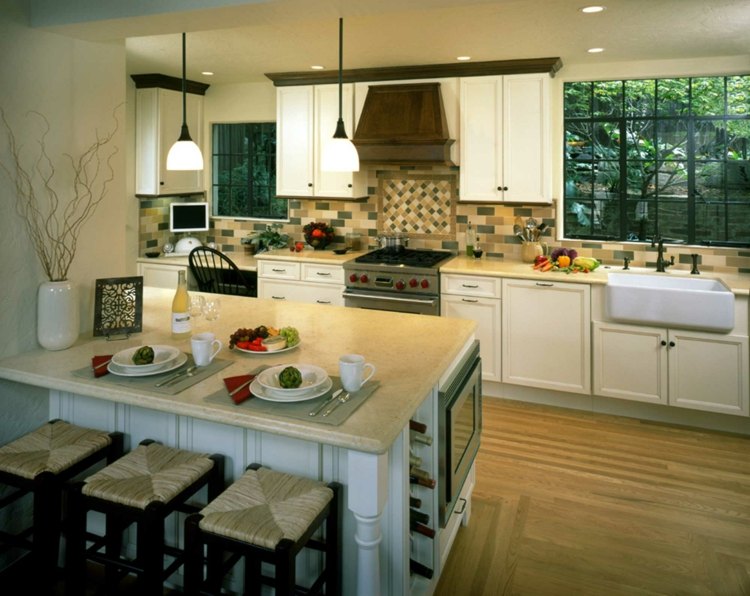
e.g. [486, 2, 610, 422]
[181, 32, 187, 128]
[338, 17, 343, 121]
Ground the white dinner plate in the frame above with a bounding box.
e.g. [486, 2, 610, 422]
[256, 364, 328, 398]
[234, 340, 301, 356]
[250, 377, 333, 403]
[111, 345, 182, 373]
[108, 352, 188, 377]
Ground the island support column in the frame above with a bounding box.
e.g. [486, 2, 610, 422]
[347, 450, 389, 596]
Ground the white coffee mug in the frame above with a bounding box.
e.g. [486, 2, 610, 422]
[339, 354, 376, 393]
[191, 332, 222, 366]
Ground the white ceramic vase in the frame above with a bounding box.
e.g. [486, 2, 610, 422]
[37, 280, 79, 350]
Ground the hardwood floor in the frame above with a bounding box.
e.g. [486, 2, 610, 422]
[435, 398, 750, 596]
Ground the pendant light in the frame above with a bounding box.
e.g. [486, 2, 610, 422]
[166, 32, 204, 171]
[321, 17, 360, 172]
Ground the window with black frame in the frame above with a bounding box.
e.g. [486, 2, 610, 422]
[212, 122, 287, 220]
[563, 75, 750, 246]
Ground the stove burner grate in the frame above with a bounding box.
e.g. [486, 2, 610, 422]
[354, 248, 453, 268]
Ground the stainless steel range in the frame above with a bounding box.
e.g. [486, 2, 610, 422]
[343, 248, 454, 315]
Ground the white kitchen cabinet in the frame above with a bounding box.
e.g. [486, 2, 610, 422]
[137, 260, 194, 290]
[593, 321, 749, 416]
[459, 74, 550, 203]
[502, 279, 590, 394]
[134, 87, 204, 196]
[276, 84, 367, 199]
[441, 274, 501, 381]
[258, 260, 344, 306]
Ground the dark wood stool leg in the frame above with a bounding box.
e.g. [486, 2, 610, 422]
[326, 482, 343, 596]
[64, 482, 87, 596]
[275, 538, 296, 596]
[184, 513, 204, 596]
[139, 505, 164, 596]
[32, 471, 61, 592]
[104, 510, 127, 592]
[245, 551, 261, 596]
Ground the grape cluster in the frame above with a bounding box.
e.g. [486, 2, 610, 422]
[229, 326, 269, 349]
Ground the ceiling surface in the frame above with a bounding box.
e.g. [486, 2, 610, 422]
[40, 0, 750, 85]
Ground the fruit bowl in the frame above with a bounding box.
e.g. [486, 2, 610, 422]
[303, 222, 335, 250]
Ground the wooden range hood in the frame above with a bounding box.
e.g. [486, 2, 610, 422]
[352, 82, 454, 166]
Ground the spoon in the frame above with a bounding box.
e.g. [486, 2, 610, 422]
[161, 365, 198, 387]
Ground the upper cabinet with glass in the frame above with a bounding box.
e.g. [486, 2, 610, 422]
[132, 75, 209, 197]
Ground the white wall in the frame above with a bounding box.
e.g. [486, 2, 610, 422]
[0, 0, 129, 441]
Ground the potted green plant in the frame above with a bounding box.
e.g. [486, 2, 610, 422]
[244, 223, 290, 253]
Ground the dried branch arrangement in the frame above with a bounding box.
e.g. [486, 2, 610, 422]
[0, 107, 120, 281]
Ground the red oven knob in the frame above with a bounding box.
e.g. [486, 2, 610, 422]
[360, 274, 369, 283]
[421, 279, 430, 289]
[395, 280, 406, 291]
[409, 278, 418, 288]
[349, 273, 358, 283]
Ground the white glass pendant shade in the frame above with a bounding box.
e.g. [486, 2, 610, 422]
[321, 17, 359, 173]
[322, 137, 360, 172]
[167, 33, 204, 171]
[167, 124, 204, 170]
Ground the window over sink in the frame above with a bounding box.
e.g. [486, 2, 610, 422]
[563, 75, 750, 247]
[211, 122, 287, 220]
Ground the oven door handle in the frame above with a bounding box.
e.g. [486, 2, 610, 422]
[342, 291, 437, 307]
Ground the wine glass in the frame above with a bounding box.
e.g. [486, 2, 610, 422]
[188, 295, 205, 319]
[202, 297, 221, 322]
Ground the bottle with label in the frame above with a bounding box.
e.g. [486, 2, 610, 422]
[171, 270, 191, 339]
[465, 222, 476, 256]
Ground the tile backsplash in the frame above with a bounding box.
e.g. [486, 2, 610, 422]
[139, 166, 750, 274]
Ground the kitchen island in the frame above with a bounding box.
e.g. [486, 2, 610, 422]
[0, 287, 476, 595]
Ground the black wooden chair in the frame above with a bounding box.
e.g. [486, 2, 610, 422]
[188, 246, 256, 296]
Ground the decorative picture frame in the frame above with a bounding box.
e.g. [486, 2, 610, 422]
[93, 276, 144, 339]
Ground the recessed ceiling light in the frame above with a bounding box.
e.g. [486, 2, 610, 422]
[311, 65, 325, 70]
[587, 47, 605, 53]
[201, 71, 214, 76]
[581, 5, 606, 13]
[456, 56, 472, 62]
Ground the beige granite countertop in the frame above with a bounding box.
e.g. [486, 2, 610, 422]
[137, 252, 260, 271]
[440, 255, 750, 295]
[0, 288, 475, 454]
[254, 247, 366, 265]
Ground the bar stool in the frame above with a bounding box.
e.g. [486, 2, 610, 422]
[0, 419, 123, 592]
[184, 463, 341, 596]
[65, 439, 224, 596]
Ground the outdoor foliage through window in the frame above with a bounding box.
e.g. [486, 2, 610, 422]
[212, 122, 286, 220]
[564, 75, 750, 246]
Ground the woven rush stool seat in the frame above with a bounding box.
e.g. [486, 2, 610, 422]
[0, 420, 123, 592]
[65, 439, 224, 596]
[184, 463, 341, 596]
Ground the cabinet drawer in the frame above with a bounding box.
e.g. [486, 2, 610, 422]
[441, 274, 501, 298]
[258, 261, 301, 280]
[305, 284, 345, 306]
[301, 263, 345, 285]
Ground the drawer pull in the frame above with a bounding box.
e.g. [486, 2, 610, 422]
[316, 272, 332, 276]
[316, 300, 331, 304]
[462, 298, 479, 303]
[535, 282, 554, 287]
[271, 268, 287, 273]
[461, 284, 479, 288]
[271, 295, 286, 300]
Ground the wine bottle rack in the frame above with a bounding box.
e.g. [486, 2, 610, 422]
[407, 392, 439, 591]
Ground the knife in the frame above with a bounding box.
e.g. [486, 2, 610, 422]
[308, 388, 343, 417]
[228, 364, 271, 397]
[322, 391, 351, 417]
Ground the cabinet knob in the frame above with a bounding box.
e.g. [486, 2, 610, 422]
[347, 184, 353, 188]
[669, 341, 675, 348]
[308, 182, 313, 187]
[661, 340, 667, 346]
[497, 186, 508, 191]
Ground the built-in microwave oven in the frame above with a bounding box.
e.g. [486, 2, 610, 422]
[438, 340, 482, 527]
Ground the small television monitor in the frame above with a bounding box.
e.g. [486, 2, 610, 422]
[169, 202, 209, 233]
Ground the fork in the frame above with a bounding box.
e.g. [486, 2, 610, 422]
[322, 392, 351, 417]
